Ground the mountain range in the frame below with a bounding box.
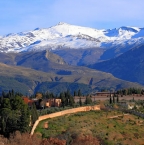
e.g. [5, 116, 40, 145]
[89, 44, 144, 85]
[0, 23, 144, 94]
[1, 22, 144, 53]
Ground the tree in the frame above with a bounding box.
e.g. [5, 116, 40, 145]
[11, 89, 15, 98]
[109, 96, 112, 104]
[0, 108, 11, 135]
[113, 96, 115, 103]
[74, 90, 77, 96]
[31, 103, 39, 124]
[20, 105, 30, 132]
[116, 95, 119, 103]
[69, 96, 75, 107]
[10, 95, 25, 110]
[78, 89, 82, 97]
[60, 92, 65, 108]
[0, 94, 30, 137]
[0, 96, 3, 109]
[2, 98, 11, 109]
[79, 97, 82, 106]
[85, 96, 92, 105]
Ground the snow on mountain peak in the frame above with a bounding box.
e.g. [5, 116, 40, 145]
[0, 23, 144, 53]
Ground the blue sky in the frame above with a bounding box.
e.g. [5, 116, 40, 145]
[0, 0, 144, 35]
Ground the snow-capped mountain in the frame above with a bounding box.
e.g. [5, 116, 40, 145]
[0, 22, 144, 53]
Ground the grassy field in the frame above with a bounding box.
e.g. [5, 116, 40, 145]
[35, 110, 144, 145]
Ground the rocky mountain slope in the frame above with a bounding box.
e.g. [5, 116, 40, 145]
[53, 48, 105, 65]
[1, 23, 144, 65]
[89, 44, 144, 85]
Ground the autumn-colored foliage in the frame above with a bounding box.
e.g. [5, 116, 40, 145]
[0, 131, 41, 145]
[41, 138, 66, 145]
[70, 135, 101, 145]
[0, 132, 102, 145]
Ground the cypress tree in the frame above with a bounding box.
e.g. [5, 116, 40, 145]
[85, 96, 92, 105]
[109, 96, 112, 104]
[69, 96, 75, 107]
[20, 105, 30, 132]
[113, 96, 115, 103]
[60, 92, 65, 108]
[1, 117, 6, 133]
[116, 95, 119, 103]
[74, 90, 77, 96]
[31, 103, 38, 124]
[78, 89, 82, 97]
[79, 97, 82, 106]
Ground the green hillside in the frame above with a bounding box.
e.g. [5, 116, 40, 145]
[0, 62, 143, 95]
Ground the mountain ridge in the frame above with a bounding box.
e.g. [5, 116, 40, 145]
[1, 23, 144, 94]
[0, 22, 144, 54]
[0, 61, 143, 95]
[89, 44, 144, 85]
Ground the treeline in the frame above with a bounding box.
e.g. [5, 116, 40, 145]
[116, 88, 144, 96]
[31, 89, 83, 99]
[109, 94, 119, 104]
[59, 91, 93, 108]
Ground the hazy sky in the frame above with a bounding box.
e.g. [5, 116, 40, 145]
[0, 0, 144, 35]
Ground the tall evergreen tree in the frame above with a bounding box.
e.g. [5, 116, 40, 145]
[85, 96, 92, 105]
[74, 90, 77, 96]
[60, 92, 65, 108]
[78, 89, 82, 97]
[0, 93, 30, 137]
[109, 96, 112, 104]
[20, 105, 30, 132]
[79, 97, 82, 106]
[116, 95, 119, 103]
[31, 103, 39, 124]
[113, 96, 115, 103]
[69, 96, 75, 107]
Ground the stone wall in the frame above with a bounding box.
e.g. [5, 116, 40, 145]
[30, 105, 100, 135]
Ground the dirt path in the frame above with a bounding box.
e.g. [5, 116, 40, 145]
[108, 114, 129, 119]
